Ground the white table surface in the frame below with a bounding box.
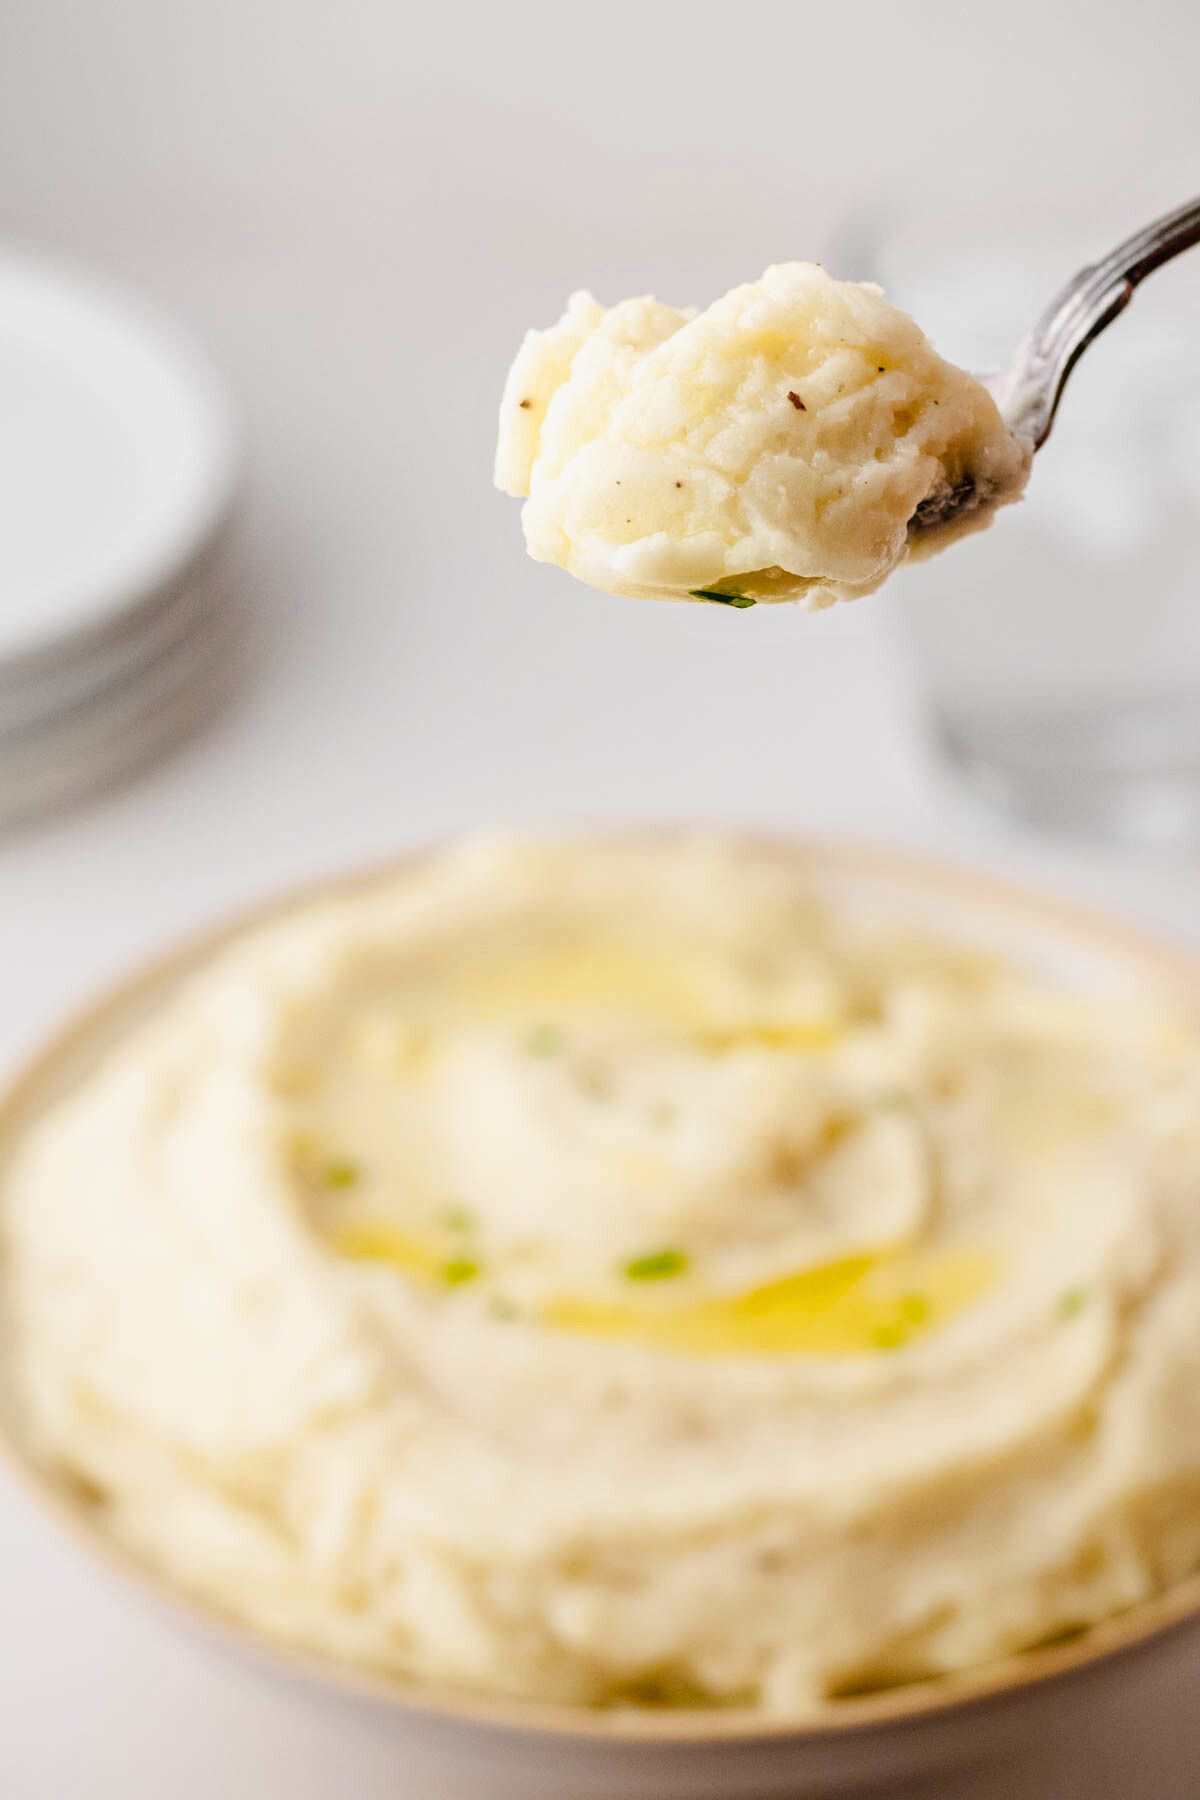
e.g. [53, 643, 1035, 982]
[3, 3, 1200, 1794]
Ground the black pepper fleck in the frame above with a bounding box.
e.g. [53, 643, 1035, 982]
[787, 390, 806, 411]
[518, 397, 532, 409]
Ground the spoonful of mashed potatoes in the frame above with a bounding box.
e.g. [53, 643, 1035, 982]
[495, 199, 1200, 608]
[494, 262, 1029, 608]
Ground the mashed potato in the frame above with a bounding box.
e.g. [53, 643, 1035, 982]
[495, 264, 1030, 606]
[7, 837, 1200, 1715]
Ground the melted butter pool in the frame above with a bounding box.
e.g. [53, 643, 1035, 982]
[332, 1222, 442, 1278]
[543, 1248, 995, 1356]
[452, 940, 843, 1050]
[329, 1222, 995, 1357]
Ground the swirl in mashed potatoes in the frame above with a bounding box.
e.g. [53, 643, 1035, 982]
[6, 836, 1200, 1713]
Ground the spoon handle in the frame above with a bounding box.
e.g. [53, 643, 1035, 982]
[996, 195, 1200, 449]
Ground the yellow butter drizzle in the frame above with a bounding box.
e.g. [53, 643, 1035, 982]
[699, 1020, 841, 1055]
[329, 1222, 995, 1357]
[332, 1223, 442, 1278]
[459, 944, 710, 1031]
[544, 1249, 995, 1358]
[454, 943, 841, 1054]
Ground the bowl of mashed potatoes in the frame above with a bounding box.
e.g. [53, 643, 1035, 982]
[3, 832, 1200, 1798]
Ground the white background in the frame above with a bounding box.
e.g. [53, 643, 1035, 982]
[2, 3, 1199, 1794]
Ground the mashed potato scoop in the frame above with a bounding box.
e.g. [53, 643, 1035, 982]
[496, 198, 1200, 609]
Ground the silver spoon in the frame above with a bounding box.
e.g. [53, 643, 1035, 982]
[910, 194, 1200, 537]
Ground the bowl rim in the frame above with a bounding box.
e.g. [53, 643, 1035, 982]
[4, 827, 1200, 1747]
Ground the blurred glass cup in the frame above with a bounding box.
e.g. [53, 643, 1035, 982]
[841, 179, 1200, 846]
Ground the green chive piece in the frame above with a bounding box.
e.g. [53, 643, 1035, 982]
[440, 1256, 481, 1287]
[623, 1248, 690, 1282]
[690, 587, 757, 608]
[1058, 1286, 1089, 1319]
[441, 1204, 475, 1234]
[524, 1023, 564, 1057]
[324, 1158, 361, 1189]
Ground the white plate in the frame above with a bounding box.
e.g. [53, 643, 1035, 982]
[0, 575, 237, 827]
[0, 530, 232, 738]
[0, 246, 240, 671]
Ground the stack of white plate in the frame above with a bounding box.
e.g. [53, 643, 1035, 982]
[0, 249, 242, 829]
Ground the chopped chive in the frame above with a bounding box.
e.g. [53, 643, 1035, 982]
[439, 1256, 481, 1287]
[622, 1247, 690, 1282]
[1058, 1286, 1089, 1319]
[440, 1204, 475, 1234]
[524, 1023, 564, 1057]
[690, 587, 757, 608]
[323, 1158, 361, 1189]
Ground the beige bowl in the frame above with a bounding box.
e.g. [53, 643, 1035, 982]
[4, 836, 1200, 1800]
